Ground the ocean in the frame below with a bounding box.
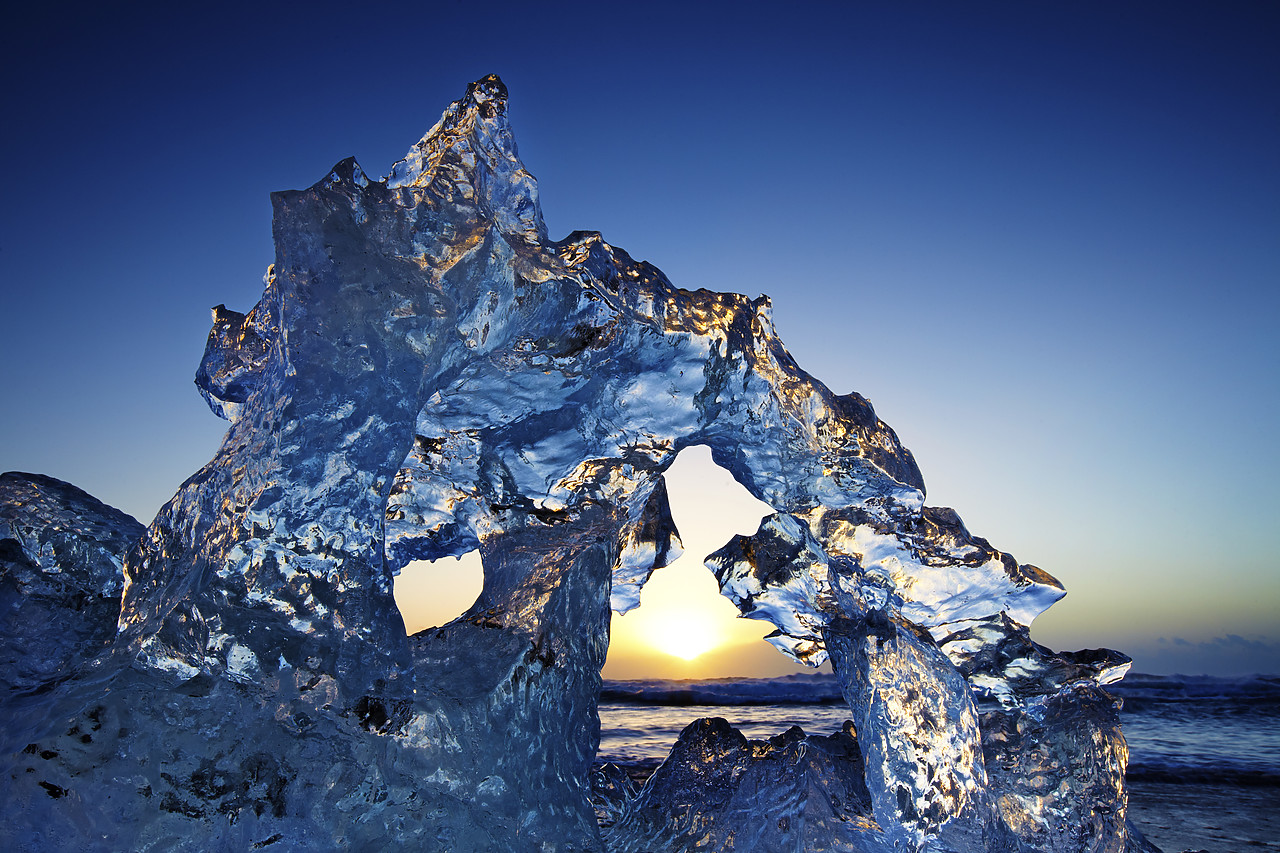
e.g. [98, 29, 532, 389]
[596, 673, 1280, 853]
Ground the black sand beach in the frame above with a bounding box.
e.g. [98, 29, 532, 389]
[1127, 781, 1279, 852]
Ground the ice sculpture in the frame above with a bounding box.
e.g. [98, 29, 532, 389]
[0, 75, 1157, 851]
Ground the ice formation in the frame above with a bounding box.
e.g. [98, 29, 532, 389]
[1, 76, 1157, 851]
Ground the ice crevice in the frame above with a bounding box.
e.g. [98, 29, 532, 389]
[0, 75, 1157, 852]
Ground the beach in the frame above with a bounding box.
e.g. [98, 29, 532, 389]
[1127, 781, 1278, 852]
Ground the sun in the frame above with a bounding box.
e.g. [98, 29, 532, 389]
[643, 609, 723, 661]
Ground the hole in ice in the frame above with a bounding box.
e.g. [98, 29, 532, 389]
[394, 551, 484, 634]
[598, 447, 842, 774]
[602, 445, 820, 679]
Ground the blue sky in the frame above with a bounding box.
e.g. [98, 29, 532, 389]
[2, 1, 1277, 675]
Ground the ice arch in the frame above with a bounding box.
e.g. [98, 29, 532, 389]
[1, 76, 1144, 853]
[603, 445, 781, 677]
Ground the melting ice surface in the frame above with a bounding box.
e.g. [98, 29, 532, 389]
[1, 76, 1158, 851]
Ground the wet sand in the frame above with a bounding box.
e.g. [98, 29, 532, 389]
[1127, 781, 1280, 852]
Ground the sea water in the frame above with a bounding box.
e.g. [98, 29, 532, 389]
[598, 701, 855, 765]
[596, 672, 1280, 782]
[1110, 673, 1280, 784]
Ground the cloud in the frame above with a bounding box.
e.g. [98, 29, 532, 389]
[1133, 633, 1280, 676]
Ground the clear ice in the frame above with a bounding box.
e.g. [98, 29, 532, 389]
[1, 76, 1158, 852]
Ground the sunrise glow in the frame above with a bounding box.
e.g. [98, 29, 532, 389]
[638, 610, 721, 660]
[601, 447, 801, 678]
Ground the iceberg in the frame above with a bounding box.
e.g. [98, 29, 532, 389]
[607, 718, 886, 852]
[0, 75, 1154, 851]
[0, 473, 144, 756]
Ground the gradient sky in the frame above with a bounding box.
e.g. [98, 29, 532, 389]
[2, 2, 1276, 677]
